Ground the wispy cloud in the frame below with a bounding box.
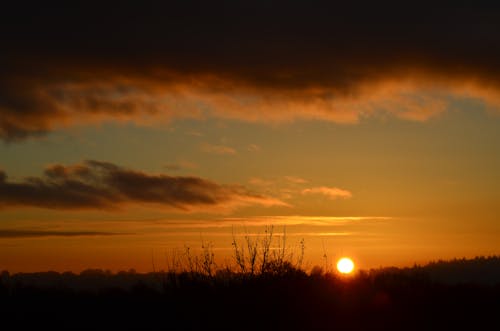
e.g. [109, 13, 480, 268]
[284, 176, 308, 184]
[0, 160, 287, 212]
[222, 215, 392, 227]
[248, 176, 310, 200]
[114, 215, 392, 230]
[247, 144, 261, 152]
[302, 186, 353, 200]
[0, 229, 120, 238]
[248, 177, 351, 203]
[201, 143, 237, 155]
[292, 232, 354, 237]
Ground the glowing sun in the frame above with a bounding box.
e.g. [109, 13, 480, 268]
[337, 257, 355, 274]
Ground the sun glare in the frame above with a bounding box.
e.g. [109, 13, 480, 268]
[337, 257, 355, 274]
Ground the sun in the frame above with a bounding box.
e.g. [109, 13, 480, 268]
[337, 257, 355, 274]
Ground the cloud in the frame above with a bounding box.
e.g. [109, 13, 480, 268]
[0, 229, 119, 238]
[248, 175, 310, 200]
[0, 161, 287, 212]
[223, 216, 392, 227]
[201, 143, 237, 155]
[302, 186, 353, 200]
[284, 176, 308, 184]
[2, 2, 500, 140]
[247, 144, 261, 152]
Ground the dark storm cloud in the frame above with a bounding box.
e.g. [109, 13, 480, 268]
[2, 1, 500, 139]
[0, 161, 286, 211]
[0, 229, 118, 238]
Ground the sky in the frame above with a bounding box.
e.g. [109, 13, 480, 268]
[1, 1, 500, 272]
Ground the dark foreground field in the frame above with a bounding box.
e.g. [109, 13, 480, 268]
[2, 257, 499, 331]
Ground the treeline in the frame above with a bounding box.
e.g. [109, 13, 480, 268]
[1, 256, 499, 330]
[420, 255, 500, 285]
[2, 255, 500, 292]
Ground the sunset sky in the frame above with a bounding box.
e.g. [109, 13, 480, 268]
[1, 2, 499, 272]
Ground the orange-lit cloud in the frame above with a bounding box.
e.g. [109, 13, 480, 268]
[302, 186, 353, 200]
[2, 3, 500, 140]
[284, 176, 309, 184]
[0, 229, 119, 238]
[0, 161, 287, 212]
[222, 216, 391, 227]
[3, 71, 500, 142]
[248, 175, 309, 200]
[247, 144, 261, 152]
[247, 177, 351, 202]
[201, 143, 237, 155]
